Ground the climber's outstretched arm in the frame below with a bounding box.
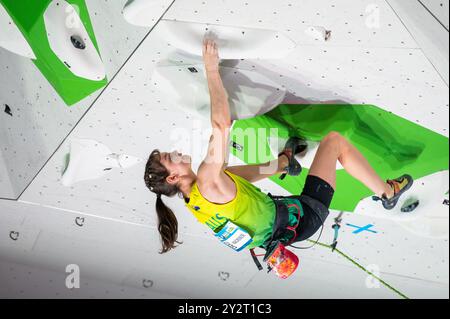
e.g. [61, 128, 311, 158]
[197, 39, 232, 182]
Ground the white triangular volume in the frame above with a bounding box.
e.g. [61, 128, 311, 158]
[151, 63, 286, 120]
[355, 170, 449, 239]
[0, 2, 36, 59]
[156, 19, 297, 60]
[43, 0, 106, 81]
[61, 138, 143, 187]
[123, 0, 173, 27]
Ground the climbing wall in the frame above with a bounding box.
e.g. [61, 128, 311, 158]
[419, 0, 449, 30]
[0, 151, 14, 198]
[0, 259, 179, 299]
[0, 0, 154, 199]
[0, 0, 448, 299]
[387, 0, 449, 85]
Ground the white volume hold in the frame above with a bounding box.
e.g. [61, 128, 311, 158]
[156, 19, 297, 60]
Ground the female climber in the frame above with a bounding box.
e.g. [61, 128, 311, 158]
[144, 39, 413, 273]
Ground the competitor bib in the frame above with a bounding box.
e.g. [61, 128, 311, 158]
[215, 221, 253, 252]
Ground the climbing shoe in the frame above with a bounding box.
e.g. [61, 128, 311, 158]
[372, 174, 414, 210]
[278, 137, 307, 180]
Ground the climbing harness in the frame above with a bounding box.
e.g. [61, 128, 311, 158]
[289, 194, 326, 250]
[249, 193, 303, 278]
[249, 193, 333, 279]
[249, 193, 304, 279]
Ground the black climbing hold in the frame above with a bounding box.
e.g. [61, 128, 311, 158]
[4, 104, 12, 116]
[443, 199, 449, 206]
[70, 35, 86, 50]
[188, 67, 198, 73]
[401, 199, 420, 213]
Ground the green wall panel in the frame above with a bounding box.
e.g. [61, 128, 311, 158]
[230, 104, 449, 212]
[0, 0, 107, 105]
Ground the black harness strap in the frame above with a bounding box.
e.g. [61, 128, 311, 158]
[269, 196, 291, 243]
[250, 249, 263, 271]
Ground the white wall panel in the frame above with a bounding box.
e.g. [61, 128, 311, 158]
[387, 0, 449, 85]
[165, 0, 418, 48]
[0, 258, 179, 299]
[0, 0, 160, 199]
[420, 0, 450, 30]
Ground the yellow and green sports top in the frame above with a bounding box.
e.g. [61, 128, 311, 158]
[184, 170, 301, 250]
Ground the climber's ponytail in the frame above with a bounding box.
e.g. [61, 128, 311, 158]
[155, 194, 181, 254]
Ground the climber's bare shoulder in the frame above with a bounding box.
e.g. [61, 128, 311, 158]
[196, 170, 237, 205]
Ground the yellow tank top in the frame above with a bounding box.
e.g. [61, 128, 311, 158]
[184, 170, 277, 249]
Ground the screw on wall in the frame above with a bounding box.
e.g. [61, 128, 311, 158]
[75, 217, 85, 227]
[218, 271, 230, 281]
[9, 231, 20, 241]
[230, 141, 243, 152]
[142, 279, 154, 288]
[4, 104, 13, 116]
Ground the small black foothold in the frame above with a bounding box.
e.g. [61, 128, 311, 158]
[4, 104, 12, 116]
[401, 199, 420, 213]
[70, 35, 86, 50]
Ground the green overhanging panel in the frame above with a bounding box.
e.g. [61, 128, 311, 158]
[230, 104, 449, 212]
[0, 0, 107, 105]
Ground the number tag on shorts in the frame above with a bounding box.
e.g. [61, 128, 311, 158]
[215, 221, 253, 252]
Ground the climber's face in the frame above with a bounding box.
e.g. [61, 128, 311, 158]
[160, 151, 192, 176]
